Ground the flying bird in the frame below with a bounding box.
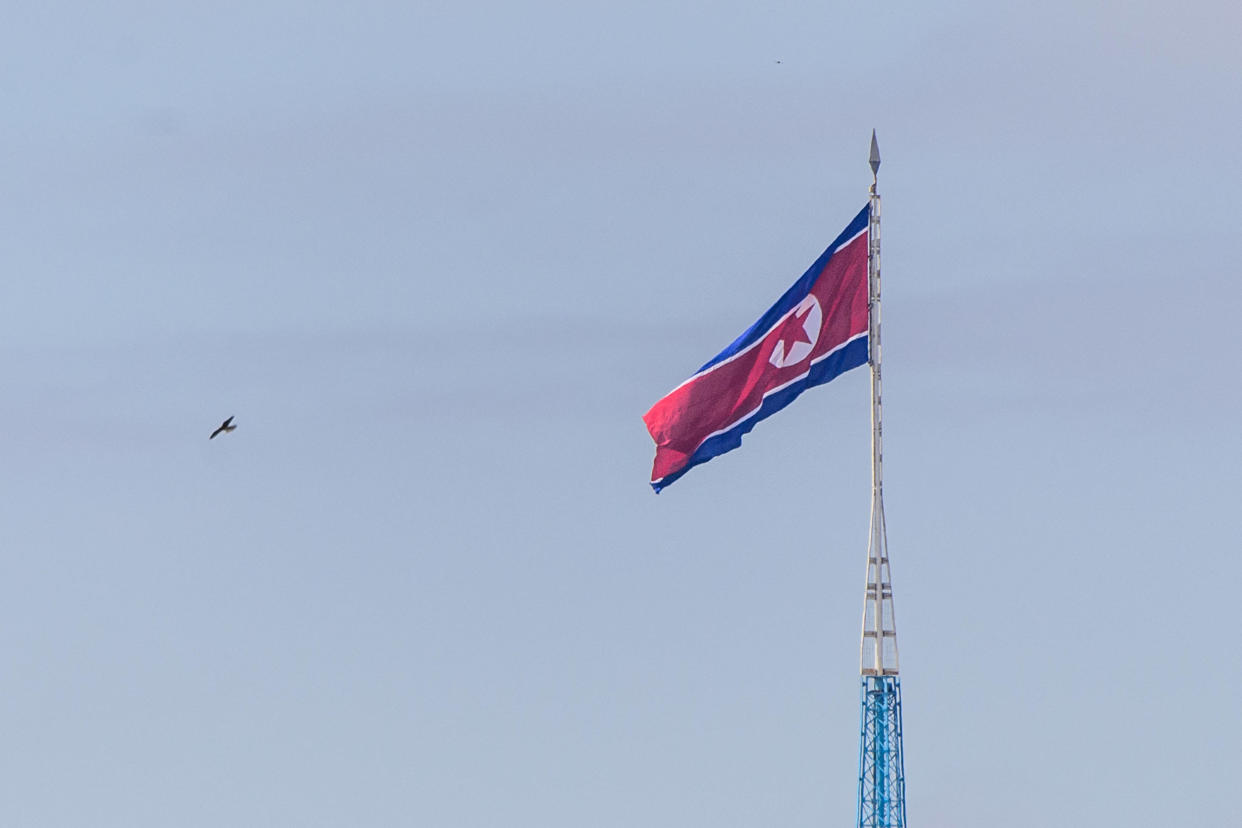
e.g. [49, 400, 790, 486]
[209, 416, 236, 440]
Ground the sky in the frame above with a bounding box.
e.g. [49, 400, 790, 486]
[2, 1, 1240, 826]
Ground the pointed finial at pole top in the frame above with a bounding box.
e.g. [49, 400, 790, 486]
[869, 129, 881, 193]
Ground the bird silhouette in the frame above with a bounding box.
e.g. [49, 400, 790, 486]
[209, 416, 236, 440]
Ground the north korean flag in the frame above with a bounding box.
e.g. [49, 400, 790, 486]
[643, 205, 870, 492]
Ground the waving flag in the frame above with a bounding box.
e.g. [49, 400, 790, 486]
[643, 205, 871, 492]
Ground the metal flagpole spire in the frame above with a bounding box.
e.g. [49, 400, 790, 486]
[861, 129, 896, 678]
[856, 129, 907, 828]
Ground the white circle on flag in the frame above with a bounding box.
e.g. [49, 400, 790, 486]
[768, 294, 822, 368]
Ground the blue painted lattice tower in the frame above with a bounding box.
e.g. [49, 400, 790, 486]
[856, 132, 907, 828]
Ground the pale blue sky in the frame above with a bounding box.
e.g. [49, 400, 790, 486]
[2, 2, 1240, 826]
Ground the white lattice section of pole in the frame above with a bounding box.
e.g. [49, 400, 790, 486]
[860, 131, 899, 678]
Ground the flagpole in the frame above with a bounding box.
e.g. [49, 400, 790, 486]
[861, 129, 896, 678]
[856, 130, 907, 828]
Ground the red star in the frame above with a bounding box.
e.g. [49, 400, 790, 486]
[778, 304, 815, 350]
